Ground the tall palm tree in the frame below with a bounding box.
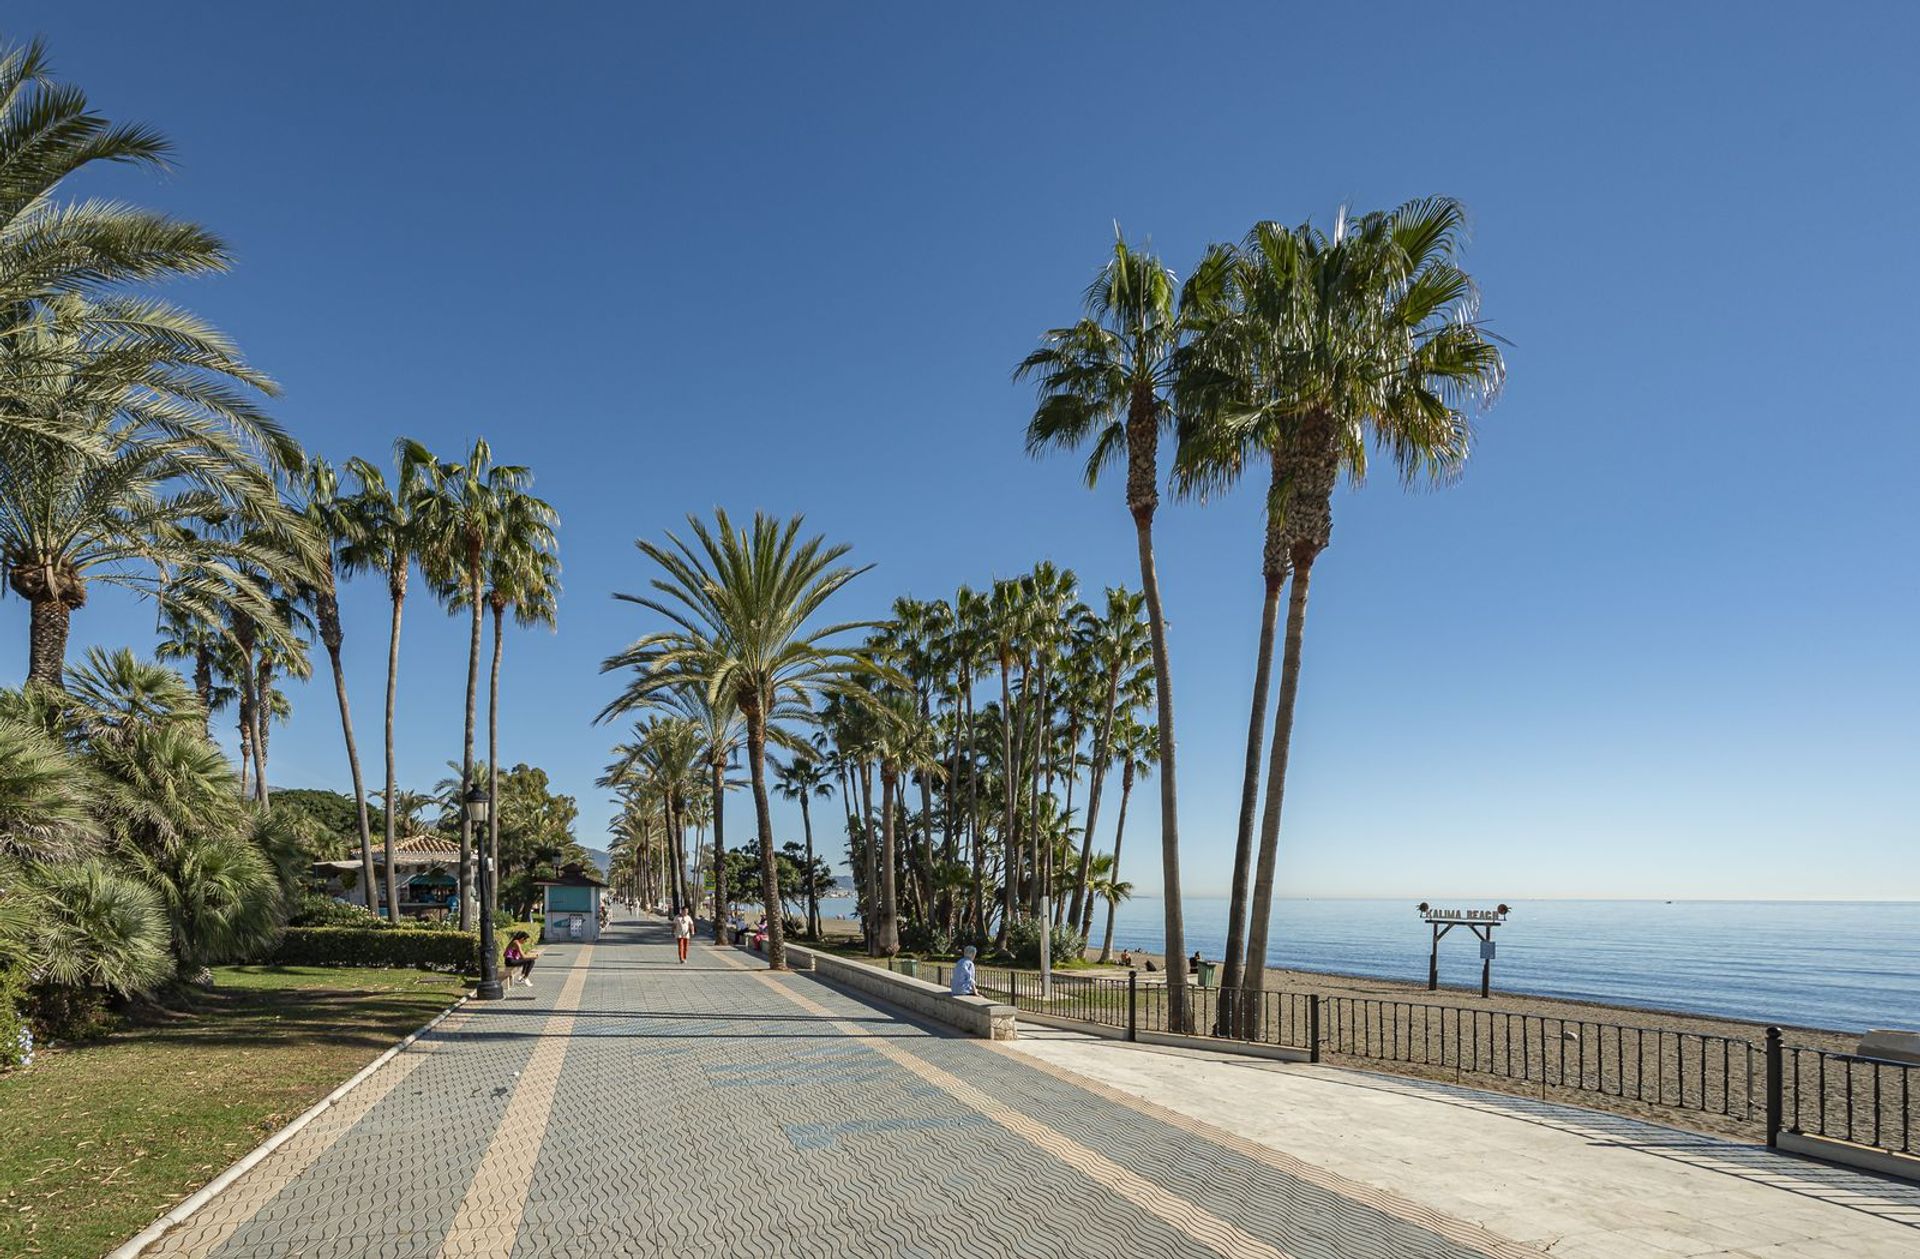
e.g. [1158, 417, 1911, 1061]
[474, 487, 559, 911]
[1224, 201, 1505, 1003]
[0, 297, 297, 686]
[774, 751, 833, 939]
[602, 510, 883, 970]
[1018, 234, 1195, 1029]
[869, 689, 943, 956]
[296, 460, 377, 908]
[1098, 709, 1157, 963]
[420, 440, 515, 927]
[1173, 241, 1294, 1025]
[340, 441, 435, 922]
[1064, 586, 1148, 932]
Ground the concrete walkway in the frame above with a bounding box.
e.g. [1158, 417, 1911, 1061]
[1006, 1029, 1920, 1259]
[145, 913, 1551, 1258]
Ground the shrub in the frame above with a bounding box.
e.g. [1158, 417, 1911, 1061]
[1005, 915, 1084, 970]
[0, 956, 29, 1068]
[288, 893, 391, 929]
[899, 920, 952, 956]
[273, 926, 478, 972]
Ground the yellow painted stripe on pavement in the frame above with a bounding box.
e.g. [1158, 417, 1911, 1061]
[437, 945, 595, 1259]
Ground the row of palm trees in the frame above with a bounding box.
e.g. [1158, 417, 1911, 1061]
[0, 40, 563, 938]
[1019, 206, 1503, 1029]
[597, 542, 1160, 975]
[596, 207, 1501, 1020]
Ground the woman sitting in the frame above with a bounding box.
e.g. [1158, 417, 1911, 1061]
[503, 931, 538, 986]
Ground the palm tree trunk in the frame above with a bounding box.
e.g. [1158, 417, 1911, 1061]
[236, 710, 253, 799]
[381, 582, 405, 923]
[253, 654, 273, 808]
[915, 759, 936, 933]
[458, 556, 483, 930]
[1098, 759, 1135, 963]
[1069, 667, 1120, 935]
[709, 758, 727, 942]
[878, 764, 900, 955]
[24, 596, 75, 688]
[859, 760, 879, 956]
[1219, 453, 1289, 1034]
[1127, 398, 1189, 1030]
[965, 683, 985, 941]
[995, 658, 1017, 945]
[487, 602, 504, 913]
[743, 707, 788, 969]
[193, 647, 214, 736]
[1240, 547, 1316, 1002]
[320, 591, 376, 912]
[799, 792, 820, 939]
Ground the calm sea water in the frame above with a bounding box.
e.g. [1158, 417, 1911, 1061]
[815, 894, 1920, 1032]
[1101, 897, 1920, 1034]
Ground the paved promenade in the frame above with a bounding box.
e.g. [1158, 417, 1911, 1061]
[145, 914, 1548, 1258]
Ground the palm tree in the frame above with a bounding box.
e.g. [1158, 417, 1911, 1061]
[0, 297, 297, 686]
[602, 510, 882, 970]
[0, 39, 248, 448]
[419, 440, 509, 927]
[1018, 234, 1194, 1029]
[340, 441, 435, 922]
[0, 715, 98, 863]
[1088, 851, 1134, 966]
[1064, 586, 1148, 932]
[1224, 202, 1504, 1004]
[870, 689, 943, 956]
[600, 717, 702, 914]
[475, 486, 559, 912]
[1098, 709, 1157, 964]
[297, 460, 377, 908]
[774, 751, 833, 939]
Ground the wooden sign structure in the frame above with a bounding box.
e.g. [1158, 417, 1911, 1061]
[1418, 903, 1510, 997]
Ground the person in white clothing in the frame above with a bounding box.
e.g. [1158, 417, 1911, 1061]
[673, 908, 694, 962]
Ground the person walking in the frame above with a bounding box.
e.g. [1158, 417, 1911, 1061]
[673, 906, 694, 963]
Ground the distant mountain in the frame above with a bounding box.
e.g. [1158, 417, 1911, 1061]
[581, 847, 612, 876]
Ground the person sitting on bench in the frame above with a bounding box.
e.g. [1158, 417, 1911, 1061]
[504, 931, 538, 986]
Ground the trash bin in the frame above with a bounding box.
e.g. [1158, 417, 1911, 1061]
[1196, 960, 1217, 988]
[899, 958, 919, 979]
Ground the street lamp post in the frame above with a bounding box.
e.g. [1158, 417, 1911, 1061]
[467, 784, 503, 1001]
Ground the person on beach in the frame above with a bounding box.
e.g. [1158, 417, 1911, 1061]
[1119, 950, 1133, 967]
[674, 907, 694, 962]
[950, 945, 980, 997]
[504, 931, 537, 986]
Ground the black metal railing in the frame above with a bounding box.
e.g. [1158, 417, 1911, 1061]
[1320, 996, 1759, 1121]
[1779, 1038, 1917, 1156]
[871, 955, 1916, 1178]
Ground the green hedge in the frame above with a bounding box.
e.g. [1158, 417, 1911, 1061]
[273, 926, 479, 972]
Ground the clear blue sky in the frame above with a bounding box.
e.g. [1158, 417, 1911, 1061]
[7, 4, 1916, 900]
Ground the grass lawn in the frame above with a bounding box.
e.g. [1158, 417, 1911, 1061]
[0, 965, 466, 1259]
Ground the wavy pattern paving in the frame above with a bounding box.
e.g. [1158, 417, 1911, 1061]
[150, 915, 1531, 1258]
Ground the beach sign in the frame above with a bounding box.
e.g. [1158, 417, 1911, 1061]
[1418, 902, 1510, 997]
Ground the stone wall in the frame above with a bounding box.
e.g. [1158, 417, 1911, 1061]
[782, 944, 1016, 1040]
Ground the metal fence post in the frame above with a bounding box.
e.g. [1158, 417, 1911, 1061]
[1765, 1027, 1783, 1148]
[1128, 969, 1138, 1042]
[1309, 995, 1322, 1064]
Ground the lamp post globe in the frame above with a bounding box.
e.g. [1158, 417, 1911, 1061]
[467, 785, 503, 1001]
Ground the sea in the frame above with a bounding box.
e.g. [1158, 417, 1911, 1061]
[817, 894, 1920, 1033]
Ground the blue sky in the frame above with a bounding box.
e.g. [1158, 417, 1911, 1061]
[6, 4, 1916, 900]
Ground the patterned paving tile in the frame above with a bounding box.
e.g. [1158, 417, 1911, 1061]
[149, 914, 1537, 1259]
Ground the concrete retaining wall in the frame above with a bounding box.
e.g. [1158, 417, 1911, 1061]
[782, 944, 1016, 1040]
